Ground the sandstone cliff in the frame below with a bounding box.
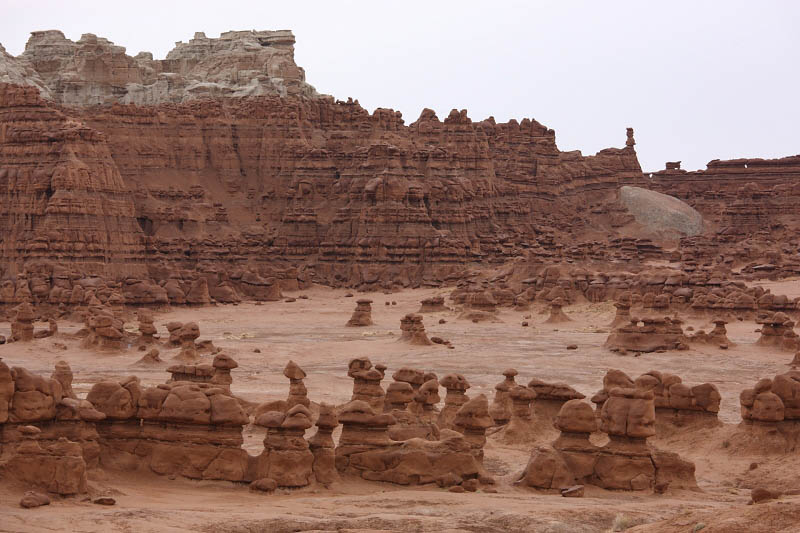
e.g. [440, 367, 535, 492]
[0, 30, 652, 290]
[5, 28, 792, 294]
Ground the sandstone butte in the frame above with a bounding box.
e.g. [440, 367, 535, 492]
[1, 28, 800, 533]
[1, 28, 798, 300]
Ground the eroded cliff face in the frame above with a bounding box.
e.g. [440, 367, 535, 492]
[649, 156, 800, 241]
[0, 84, 146, 278]
[4, 30, 315, 106]
[0, 28, 712, 292]
[0, 79, 645, 287]
[75, 96, 645, 285]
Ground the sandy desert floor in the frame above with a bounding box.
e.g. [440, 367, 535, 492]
[1, 283, 800, 532]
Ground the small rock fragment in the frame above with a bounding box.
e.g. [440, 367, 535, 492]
[751, 487, 779, 503]
[560, 485, 584, 497]
[20, 491, 50, 508]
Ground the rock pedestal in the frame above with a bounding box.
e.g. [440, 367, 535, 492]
[489, 368, 518, 425]
[308, 403, 340, 486]
[438, 374, 471, 429]
[347, 358, 385, 412]
[399, 314, 433, 345]
[11, 302, 35, 342]
[346, 299, 374, 327]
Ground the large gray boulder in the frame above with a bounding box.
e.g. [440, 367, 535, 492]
[619, 186, 703, 238]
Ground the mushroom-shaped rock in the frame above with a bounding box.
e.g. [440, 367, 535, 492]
[440, 374, 471, 392]
[213, 353, 238, 370]
[454, 394, 493, 432]
[385, 381, 415, 410]
[51, 361, 76, 400]
[283, 360, 309, 409]
[282, 404, 313, 430]
[339, 400, 378, 425]
[592, 369, 635, 406]
[315, 402, 339, 429]
[178, 322, 200, 342]
[416, 379, 441, 406]
[555, 399, 597, 434]
[509, 384, 536, 418]
[347, 357, 372, 377]
[392, 367, 425, 390]
[346, 299, 374, 327]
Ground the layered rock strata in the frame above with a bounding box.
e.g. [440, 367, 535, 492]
[518, 391, 698, 492]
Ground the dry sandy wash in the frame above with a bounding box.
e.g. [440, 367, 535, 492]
[1, 282, 800, 533]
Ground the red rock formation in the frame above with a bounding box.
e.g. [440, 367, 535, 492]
[544, 297, 571, 324]
[499, 385, 538, 443]
[518, 391, 698, 492]
[81, 305, 124, 350]
[10, 302, 35, 341]
[0, 358, 501, 492]
[334, 399, 484, 486]
[2, 427, 88, 495]
[650, 155, 800, 241]
[438, 374, 471, 429]
[167, 353, 238, 389]
[756, 312, 800, 352]
[419, 296, 447, 313]
[308, 403, 339, 486]
[0, 23, 651, 293]
[254, 405, 315, 487]
[592, 369, 721, 430]
[136, 309, 157, 345]
[0, 84, 147, 278]
[527, 378, 586, 433]
[740, 373, 800, 424]
[489, 368, 518, 425]
[688, 318, 733, 346]
[735, 372, 800, 453]
[453, 394, 493, 463]
[50, 361, 76, 399]
[133, 348, 163, 367]
[347, 357, 385, 412]
[346, 299, 373, 327]
[604, 315, 689, 353]
[399, 314, 432, 345]
[173, 322, 201, 361]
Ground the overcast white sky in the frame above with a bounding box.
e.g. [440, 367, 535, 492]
[2, 0, 798, 171]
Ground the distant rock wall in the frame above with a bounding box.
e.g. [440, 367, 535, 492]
[648, 156, 800, 240]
